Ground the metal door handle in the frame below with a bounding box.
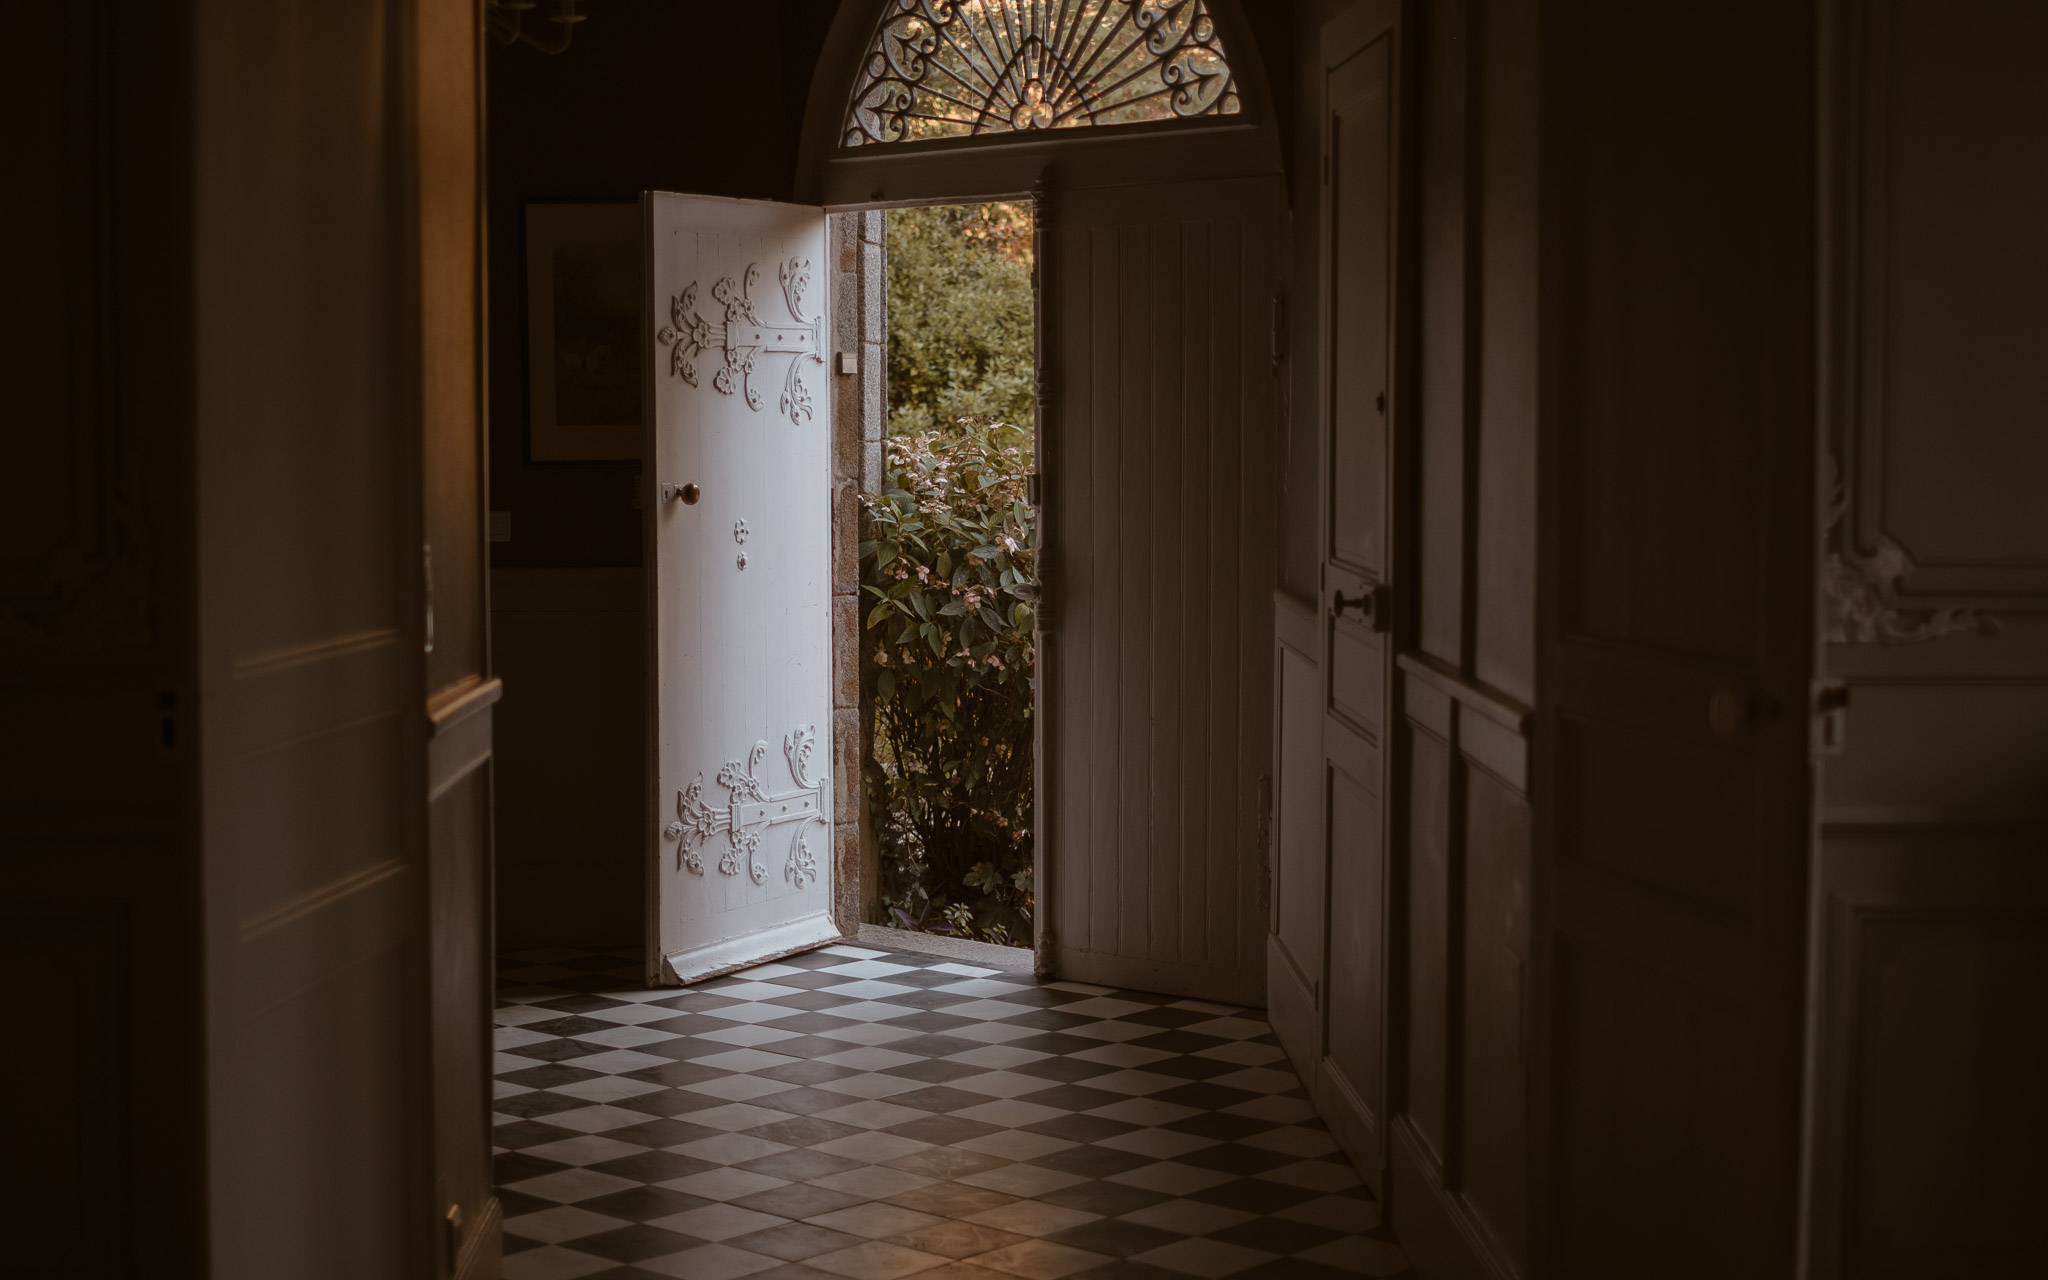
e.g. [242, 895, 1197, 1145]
[660, 482, 701, 505]
[1331, 584, 1390, 632]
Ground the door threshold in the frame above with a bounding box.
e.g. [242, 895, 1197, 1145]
[857, 923, 1035, 974]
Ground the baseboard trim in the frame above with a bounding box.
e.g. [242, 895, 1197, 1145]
[1265, 933, 1321, 1092]
[1313, 1055, 1383, 1198]
[1389, 1116, 1521, 1280]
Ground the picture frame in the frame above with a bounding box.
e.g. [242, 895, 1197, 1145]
[524, 201, 643, 461]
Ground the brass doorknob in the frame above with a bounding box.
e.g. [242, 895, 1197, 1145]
[660, 482, 701, 505]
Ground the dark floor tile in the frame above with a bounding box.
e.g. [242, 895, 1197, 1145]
[748, 1115, 865, 1147]
[1126, 1029, 1235, 1055]
[1046, 1216, 1183, 1259]
[883, 1033, 988, 1058]
[577, 1184, 714, 1224]
[494, 1150, 570, 1183]
[879, 1009, 988, 1033]
[1068, 1259, 1192, 1279]
[884, 968, 990, 990]
[1187, 1177, 1322, 1216]
[1008, 1055, 1118, 1085]
[748, 1263, 851, 1280]
[1119, 1006, 1212, 1029]
[495, 1188, 558, 1219]
[528, 1014, 621, 1037]
[1000, 1007, 1095, 1031]
[618, 1056, 733, 1081]
[498, 1063, 607, 1090]
[885, 1084, 994, 1113]
[601, 1117, 725, 1149]
[583, 1268, 683, 1280]
[1178, 1142, 1300, 1177]
[883, 1113, 1004, 1145]
[881, 1057, 986, 1084]
[572, 1222, 705, 1263]
[1002, 1032, 1103, 1056]
[885, 987, 994, 1011]
[496, 1089, 601, 1120]
[587, 1150, 721, 1184]
[947, 985, 1053, 1007]
[729, 1180, 867, 1220]
[1143, 1054, 1241, 1081]
[636, 1014, 706, 1036]
[740, 1147, 867, 1183]
[751, 1084, 868, 1115]
[1014, 1083, 1127, 1113]
[1162, 1112, 1273, 1142]
[728, 1220, 864, 1262]
[760, 989, 864, 1013]
[1027, 1143, 1156, 1178]
[531, 993, 635, 1014]
[614, 1088, 745, 1119]
[1211, 1215, 1342, 1255]
[494, 1118, 583, 1149]
[1150, 1081, 1259, 1112]
[764, 1034, 872, 1060]
[754, 1059, 864, 1087]
[881, 1180, 1017, 1218]
[773, 951, 857, 971]
[1035, 1179, 1172, 1217]
[1023, 1112, 1140, 1144]
[1236, 1259, 1380, 1279]
[762, 968, 863, 989]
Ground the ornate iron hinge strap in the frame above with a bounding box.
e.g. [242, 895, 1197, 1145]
[664, 725, 825, 888]
[657, 258, 823, 427]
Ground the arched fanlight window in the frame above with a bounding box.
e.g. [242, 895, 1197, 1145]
[843, 0, 1241, 148]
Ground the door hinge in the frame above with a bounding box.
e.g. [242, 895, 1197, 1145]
[1026, 472, 1042, 507]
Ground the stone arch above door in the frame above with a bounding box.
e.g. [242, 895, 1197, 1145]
[796, 0, 1284, 206]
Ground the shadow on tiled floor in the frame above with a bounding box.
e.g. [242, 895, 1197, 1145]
[494, 941, 1409, 1279]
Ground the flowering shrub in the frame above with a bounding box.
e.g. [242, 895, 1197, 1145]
[861, 418, 1037, 945]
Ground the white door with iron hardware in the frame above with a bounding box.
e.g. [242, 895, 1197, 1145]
[644, 191, 836, 984]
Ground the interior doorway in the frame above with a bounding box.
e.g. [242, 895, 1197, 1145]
[864, 201, 1042, 955]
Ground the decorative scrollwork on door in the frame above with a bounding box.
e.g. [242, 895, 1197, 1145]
[657, 258, 823, 426]
[662, 724, 827, 888]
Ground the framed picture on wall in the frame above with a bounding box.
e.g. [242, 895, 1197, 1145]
[525, 201, 642, 461]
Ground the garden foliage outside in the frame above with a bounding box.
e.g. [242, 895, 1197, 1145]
[864, 203, 1037, 946]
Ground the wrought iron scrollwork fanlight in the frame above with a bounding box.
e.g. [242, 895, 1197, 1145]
[843, 0, 1241, 147]
[485, 0, 588, 55]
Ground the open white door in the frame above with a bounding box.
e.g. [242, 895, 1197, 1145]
[644, 191, 837, 985]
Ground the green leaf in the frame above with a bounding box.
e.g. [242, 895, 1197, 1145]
[876, 669, 895, 702]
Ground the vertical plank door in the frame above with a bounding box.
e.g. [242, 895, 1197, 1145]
[1043, 175, 1282, 1006]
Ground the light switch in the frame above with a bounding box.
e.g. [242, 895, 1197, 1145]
[837, 351, 858, 376]
[489, 511, 511, 543]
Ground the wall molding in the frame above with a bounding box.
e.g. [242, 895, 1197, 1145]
[0, 0, 149, 651]
[1828, 0, 2048, 611]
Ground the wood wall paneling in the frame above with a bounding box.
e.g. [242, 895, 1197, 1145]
[492, 569, 646, 949]
[1810, 4, 2048, 1275]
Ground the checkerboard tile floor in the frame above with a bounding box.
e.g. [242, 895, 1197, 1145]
[494, 942, 1408, 1279]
